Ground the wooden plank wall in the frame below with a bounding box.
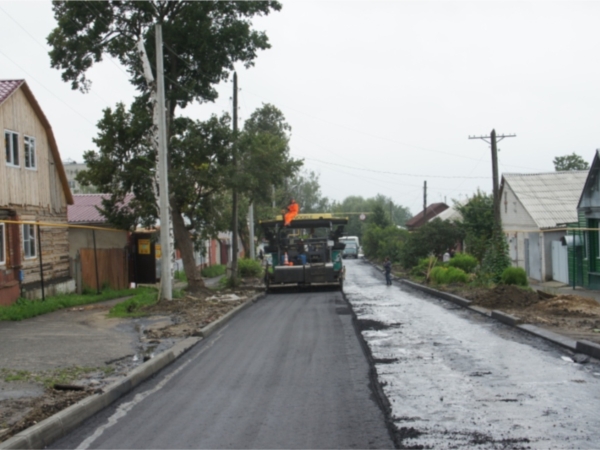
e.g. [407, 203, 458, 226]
[0, 88, 66, 212]
[80, 248, 128, 291]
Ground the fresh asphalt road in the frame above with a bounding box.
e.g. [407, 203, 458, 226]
[51, 285, 393, 449]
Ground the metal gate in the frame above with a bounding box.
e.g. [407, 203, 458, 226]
[551, 240, 569, 284]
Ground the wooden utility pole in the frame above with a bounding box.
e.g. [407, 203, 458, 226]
[156, 23, 172, 300]
[469, 129, 516, 223]
[423, 180, 427, 215]
[231, 72, 239, 283]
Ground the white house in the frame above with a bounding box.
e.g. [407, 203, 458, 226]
[500, 171, 588, 283]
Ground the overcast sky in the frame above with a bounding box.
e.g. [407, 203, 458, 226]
[1, 1, 599, 215]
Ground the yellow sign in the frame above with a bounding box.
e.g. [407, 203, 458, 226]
[155, 244, 162, 259]
[138, 239, 151, 255]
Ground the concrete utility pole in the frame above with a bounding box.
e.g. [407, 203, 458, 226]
[231, 72, 239, 282]
[248, 202, 255, 259]
[156, 23, 172, 300]
[469, 129, 516, 223]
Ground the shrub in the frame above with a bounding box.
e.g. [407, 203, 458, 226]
[174, 270, 187, 282]
[501, 267, 528, 287]
[411, 256, 438, 278]
[201, 264, 226, 278]
[430, 266, 468, 285]
[447, 253, 478, 274]
[238, 258, 262, 278]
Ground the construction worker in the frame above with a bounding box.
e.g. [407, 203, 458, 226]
[284, 198, 299, 226]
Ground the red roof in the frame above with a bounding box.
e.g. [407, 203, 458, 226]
[0, 80, 24, 105]
[405, 202, 449, 229]
[68, 194, 134, 224]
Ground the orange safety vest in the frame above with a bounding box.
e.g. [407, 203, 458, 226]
[284, 201, 299, 225]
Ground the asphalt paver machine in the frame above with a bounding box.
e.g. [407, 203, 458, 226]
[260, 214, 348, 291]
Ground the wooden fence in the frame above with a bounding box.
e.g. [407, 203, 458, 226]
[80, 248, 128, 291]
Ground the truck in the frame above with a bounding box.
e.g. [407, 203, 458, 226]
[260, 213, 348, 291]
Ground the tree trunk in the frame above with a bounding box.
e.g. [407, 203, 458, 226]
[238, 212, 250, 258]
[170, 201, 206, 292]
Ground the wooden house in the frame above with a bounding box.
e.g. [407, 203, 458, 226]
[0, 80, 74, 304]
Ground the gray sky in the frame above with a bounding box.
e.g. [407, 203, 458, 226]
[1, 1, 599, 216]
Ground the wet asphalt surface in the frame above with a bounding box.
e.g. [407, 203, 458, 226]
[50, 282, 392, 449]
[344, 260, 600, 449]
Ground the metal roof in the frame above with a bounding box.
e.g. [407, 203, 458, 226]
[0, 80, 23, 106]
[501, 171, 588, 229]
[68, 194, 134, 224]
[406, 203, 448, 229]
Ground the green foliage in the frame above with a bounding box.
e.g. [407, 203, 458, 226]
[329, 195, 411, 240]
[411, 256, 439, 278]
[174, 270, 187, 282]
[0, 288, 151, 321]
[480, 224, 511, 284]
[108, 289, 159, 318]
[447, 253, 478, 274]
[400, 219, 464, 269]
[501, 267, 529, 287]
[1, 366, 114, 389]
[455, 191, 494, 263]
[362, 225, 409, 262]
[430, 266, 469, 284]
[238, 258, 263, 278]
[553, 153, 590, 171]
[201, 264, 226, 278]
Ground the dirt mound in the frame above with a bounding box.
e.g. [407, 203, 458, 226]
[534, 295, 600, 317]
[460, 285, 540, 309]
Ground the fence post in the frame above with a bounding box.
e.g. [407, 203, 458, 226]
[92, 229, 100, 294]
[37, 224, 45, 301]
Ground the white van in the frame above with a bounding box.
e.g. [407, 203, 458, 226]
[340, 236, 361, 257]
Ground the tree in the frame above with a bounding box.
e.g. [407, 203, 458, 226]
[553, 153, 590, 171]
[400, 219, 464, 269]
[77, 102, 235, 292]
[455, 191, 494, 263]
[369, 204, 391, 228]
[49, 1, 282, 291]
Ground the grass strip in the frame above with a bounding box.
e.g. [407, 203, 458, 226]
[108, 288, 160, 318]
[0, 288, 153, 321]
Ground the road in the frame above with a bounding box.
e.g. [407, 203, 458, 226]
[344, 259, 600, 449]
[50, 283, 393, 449]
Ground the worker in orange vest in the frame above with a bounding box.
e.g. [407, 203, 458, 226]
[284, 198, 299, 226]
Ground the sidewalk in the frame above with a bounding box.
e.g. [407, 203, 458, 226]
[530, 280, 600, 305]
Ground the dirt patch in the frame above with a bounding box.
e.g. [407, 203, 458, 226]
[440, 284, 600, 345]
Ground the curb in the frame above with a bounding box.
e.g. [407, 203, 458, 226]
[364, 259, 596, 359]
[0, 293, 264, 450]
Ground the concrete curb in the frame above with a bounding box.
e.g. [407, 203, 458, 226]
[0, 293, 264, 450]
[363, 258, 597, 359]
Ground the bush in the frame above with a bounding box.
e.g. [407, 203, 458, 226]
[411, 256, 438, 278]
[174, 270, 187, 282]
[501, 267, 528, 287]
[447, 253, 478, 274]
[430, 266, 468, 285]
[238, 258, 262, 278]
[201, 264, 226, 278]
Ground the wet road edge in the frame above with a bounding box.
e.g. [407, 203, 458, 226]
[0, 293, 265, 450]
[365, 258, 600, 360]
[340, 289, 403, 449]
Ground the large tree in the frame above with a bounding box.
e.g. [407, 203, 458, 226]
[553, 153, 590, 171]
[455, 191, 494, 263]
[49, 1, 282, 291]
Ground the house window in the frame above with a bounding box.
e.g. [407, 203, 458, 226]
[0, 223, 5, 265]
[4, 131, 19, 166]
[22, 224, 36, 259]
[24, 136, 36, 169]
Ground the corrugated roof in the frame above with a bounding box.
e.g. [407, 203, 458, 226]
[502, 171, 588, 229]
[430, 201, 464, 223]
[68, 194, 134, 224]
[0, 80, 23, 106]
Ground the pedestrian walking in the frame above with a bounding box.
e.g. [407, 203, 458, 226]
[384, 257, 392, 286]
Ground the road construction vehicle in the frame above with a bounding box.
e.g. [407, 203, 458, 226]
[260, 213, 348, 291]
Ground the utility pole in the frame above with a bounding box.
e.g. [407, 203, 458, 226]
[156, 23, 172, 300]
[231, 72, 239, 283]
[469, 129, 516, 223]
[423, 180, 427, 216]
[248, 202, 255, 259]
